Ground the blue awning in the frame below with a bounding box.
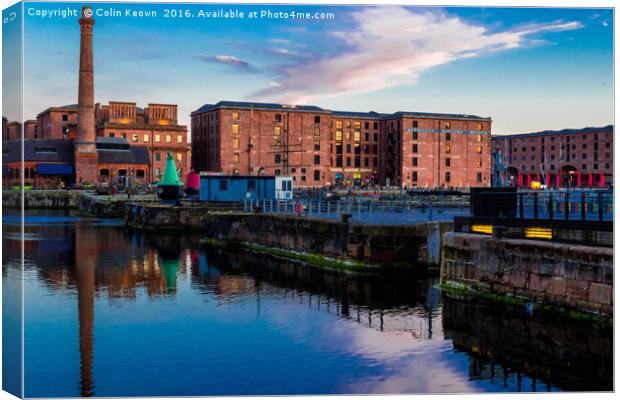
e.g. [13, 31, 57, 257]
[36, 163, 74, 175]
[2, 165, 7, 176]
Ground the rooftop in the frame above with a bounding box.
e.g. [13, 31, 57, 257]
[493, 125, 614, 139]
[192, 100, 491, 121]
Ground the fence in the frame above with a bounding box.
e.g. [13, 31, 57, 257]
[243, 198, 469, 225]
[472, 189, 613, 222]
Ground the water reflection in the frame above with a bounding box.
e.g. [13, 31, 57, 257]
[2, 212, 612, 396]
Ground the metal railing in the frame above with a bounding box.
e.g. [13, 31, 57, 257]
[471, 189, 613, 222]
[243, 198, 469, 225]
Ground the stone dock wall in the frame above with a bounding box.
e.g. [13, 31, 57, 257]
[3, 190, 129, 217]
[125, 203, 452, 270]
[441, 232, 613, 316]
[3, 190, 81, 209]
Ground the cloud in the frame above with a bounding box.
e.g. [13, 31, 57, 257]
[193, 54, 252, 70]
[251, 6, 583, 104]
[269, 38, 292, 44]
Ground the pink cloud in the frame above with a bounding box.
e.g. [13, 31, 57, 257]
[252, 7, 583, 104]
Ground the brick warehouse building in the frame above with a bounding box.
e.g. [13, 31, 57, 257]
[492, 125, 614, 188]
[191, 101, 492, 188]
[2, 101, 189, 188]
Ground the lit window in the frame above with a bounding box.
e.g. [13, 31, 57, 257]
[155, 134, 161, 142]
[143, 134, 149, 142]
[132, 134, 139, 142]
[177, 135, 183, 143]
[336, 121, 343, 129]
[232, 153, 239, 163]
[336, 130, 343, 142]
[155, 168, 161, 177]
[314, 127, 320, 137]
[477, 123, 483, 130]
[232, 112, 239, 120]
[445, 144, 451, 154]
[354, 131, 361, 142]
[477, 158, 482, 167]
[476, 134, 482, 143]
[176, 153, 182, 161]
[444, 122, 451, 129]
[232, 138, 240, 149]
[121, 133, 127, 138]
[274, 126, 281, 136]
[166, 135, 171, 143]
[477, 146, 483, 154]
[354, 121, 361, 130]
[345, 132, 351, 140]
[232, 124, 239, 134]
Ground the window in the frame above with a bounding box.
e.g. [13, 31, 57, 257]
[301, 176, 306, 182]
[354, 121, 361, 130]
[232, 124, 239, 134]
[274, 169, 281, 176]
[354, 157, 361, 168]
[176, 153, 182, 161]
[132, 133, 139, 142]
[143, 134, 149, 142]
[354, 144, 361, 155]
[476, 134, 482, 143]
[100, 169, 109, 176]
[345, 131, 351, 141]
[314, 127, 320, 137]
[354, 131, 361, 141]
[445, 171, 451, 182]
[477, 123, 483, 130]
[274, 126, 281, 136]
[445, 158, 451, 167]
[177, 135, 183, 143]
[155, 168, 161, 177]
[232, 112, 239, 120]
[121, 133, 127, 138]
[412, 171, 418, 182]
[314, 141, 320, 151]
[346, 144, 351, 153]
[335, 130, 342, 141]
[155, 152, 161, 161]
[346, 157, 351, 167]
[477, 158, 482, 168]
[412, 131, 418, 140]
[275, 154, 281, 164]
[314, 155, 320, 165]
[412, 144, 418, 153]
[155, 134, 161, 142]
[582, 143, 587, 149]
[477, 172, 483, 183]
[62, 114, 68, 122]
[364, 158, 369, 167]
[301, 168, 306, 174]
[232, 137, 240, 149]
[373, 122, 379, 130]
[373, 133, 378, 141]
[582, 153, 587, 159]
[314, 116, 321, 123]
[109, 132, 115, 138]
[136, 170, 145, 178]
[275, 114, 282, 122]
[412, 121, 418, 128]
[412, 157, 418, 166]
[582, 164, 587, 170]
[476, 146, 482, 154]
[314, 170, 320, 181]
[291, 168, 296, 173]
[219, 180, 228, 191]
[364, 132, 369, 141]
[445, 144, 451, 154]
[165, 135, 171, 143]
[445, 132, 451, 141]
[444, 122, 451, 129]
[336, 120, 343, 128]
[593, 164, 598, 170]
[336, 157, 342, 167]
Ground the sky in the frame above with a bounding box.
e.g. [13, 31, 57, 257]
[12, 2, 615, 134]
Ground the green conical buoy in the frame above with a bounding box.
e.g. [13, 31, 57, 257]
[159, 257, 179, 293]
[157, 152, 183, 187]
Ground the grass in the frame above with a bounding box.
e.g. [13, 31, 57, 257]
[438, 280, 612, 326]
[200, 236, 387, 274]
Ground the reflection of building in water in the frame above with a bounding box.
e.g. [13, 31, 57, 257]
[191, 246, 441, 338]
[441, 296, 612, 391]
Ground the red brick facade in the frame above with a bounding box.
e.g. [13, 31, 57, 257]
[192, 101, 492, 188]
[95, 102, 189, 181]
[37, 106, 78, 139]
[492, 126, 613, 188]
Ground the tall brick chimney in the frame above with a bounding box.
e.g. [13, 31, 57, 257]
[75, 5, 98, 184]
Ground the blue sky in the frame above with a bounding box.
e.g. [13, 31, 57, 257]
[19, 2, 613, 134]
